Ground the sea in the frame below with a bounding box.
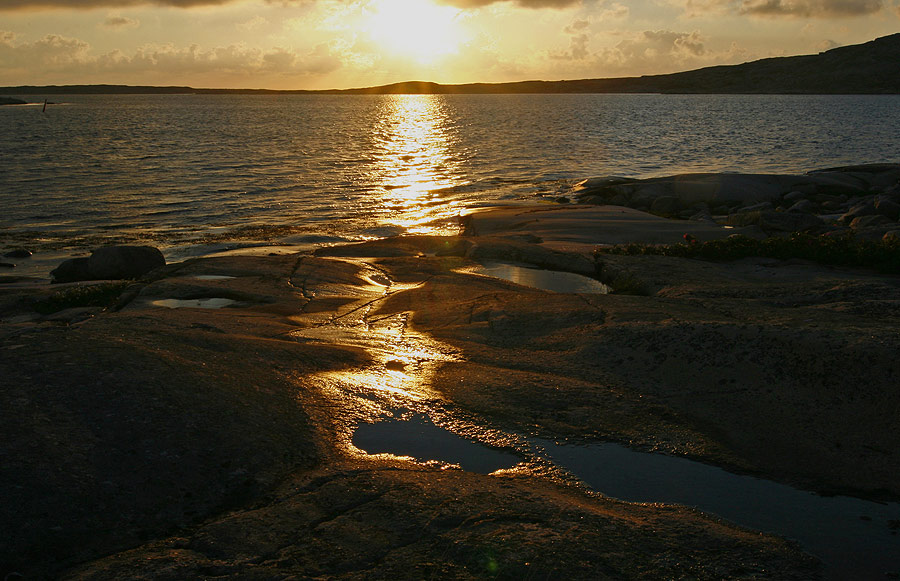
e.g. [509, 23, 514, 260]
[2, 93, 899, 276]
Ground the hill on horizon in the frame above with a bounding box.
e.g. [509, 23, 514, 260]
[2, 33, 899, 96]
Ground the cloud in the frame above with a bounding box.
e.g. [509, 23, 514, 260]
[565, 19, 590, 33]
[0, 32, 93, 68]
[618, 30, 707, 59]
[0, 0, 231, 8]
[1, 0, 581, 11]
[551, 29, 710, 67]
[676, 0, 885, 16]
[554, 29, 752, 76]
[0, 32, 342, 84]
[739, 0, 883, 15]
[815, 38, 840, 50]
[552, 19, 590, 60]
[101, 15, 140, 28]
[237, 15, 268, 32]
[436, 0, 582, 8]
[552, 33, 590, 60]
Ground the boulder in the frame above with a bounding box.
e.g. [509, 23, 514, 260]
[88, 246, 166, 280]
[50, 257, 92, 283]
[3, 249, 32, 259]
[787, 200, 817, 214]
[850, 215, 893, 230]
[572, 176, 634, 195]
[758, 210, 823, 233]
[854, 227, 896, 241]
[51, 246, 166, 283]
[689, 211, 715, 223]
[813, 193, 845, 204]
[650, 196, 681, 216]
[725, 211, 762, 227]
[883, 230, 900, 242]
[804, 171, 870, 195]
[874, 196, 900, 221]
[839, 202, 877, 224]
[783, 191, 806, 203]
[738, 201, 774, 213]
[821, 200, 846, 212]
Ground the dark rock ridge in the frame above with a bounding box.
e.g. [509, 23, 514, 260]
[0, 97, 26, 105]
[51, 245, 166, 283]
[573, 164, 900, 239]
[3, 249, 32, 259]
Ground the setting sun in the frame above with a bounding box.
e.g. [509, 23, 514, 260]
[365, 0, 465, 63]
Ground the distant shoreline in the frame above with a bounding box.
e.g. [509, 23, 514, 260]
[1, 33, 898, 97]
[4, 87, 900, 98]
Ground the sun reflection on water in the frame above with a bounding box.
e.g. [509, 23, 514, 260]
[370, 95, 469, 235]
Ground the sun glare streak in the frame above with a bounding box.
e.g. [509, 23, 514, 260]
[370, 94, 469, 234]
[366, 0, 464, 63]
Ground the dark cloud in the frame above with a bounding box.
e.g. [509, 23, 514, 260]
[740, 0, 883, 15]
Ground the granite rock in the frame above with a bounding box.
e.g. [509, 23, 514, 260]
[51, 246, 166, 283]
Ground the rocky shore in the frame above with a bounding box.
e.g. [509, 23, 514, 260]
[572, 164, 900, 242]
[2, 165, 899, 580]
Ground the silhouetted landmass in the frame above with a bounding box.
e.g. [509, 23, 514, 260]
[1, 33, 898, 96]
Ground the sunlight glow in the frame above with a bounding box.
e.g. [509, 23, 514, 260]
[366, 0, 464, 63]
[370, 95, 469, 235]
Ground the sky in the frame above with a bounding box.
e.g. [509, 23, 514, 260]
[1, 0, 898, 90]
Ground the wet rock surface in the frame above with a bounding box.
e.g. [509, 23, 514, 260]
[2, 222, 897, 579]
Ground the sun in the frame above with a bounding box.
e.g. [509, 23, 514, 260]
[366, 0, 464, 63]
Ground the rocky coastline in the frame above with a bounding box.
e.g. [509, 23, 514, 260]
[571, 164, 900, 242]
[1, 164, 899, 580]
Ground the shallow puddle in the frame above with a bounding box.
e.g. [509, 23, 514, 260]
[471, 261, 610, 294]
[353, 414, 521, 474]
[536, 439, 900, 580]
[151, 297, 238, 309]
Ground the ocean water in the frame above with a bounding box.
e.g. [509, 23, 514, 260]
[2, 93, 899, 273]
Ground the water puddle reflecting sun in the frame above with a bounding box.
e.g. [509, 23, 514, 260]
[534, 440, 900, 581]
[353, 413, 521, 474]
[469, 261, 610, 294]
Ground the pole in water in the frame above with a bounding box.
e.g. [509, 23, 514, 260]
[42, 99, 47, 113]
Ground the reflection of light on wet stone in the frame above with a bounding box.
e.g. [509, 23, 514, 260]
[470, 262, 610, 294]
[535, 439, 900, 581]
[151, 298, 237, 309]
[354, 414, 521, 474]
[297, 313, 461, 406]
